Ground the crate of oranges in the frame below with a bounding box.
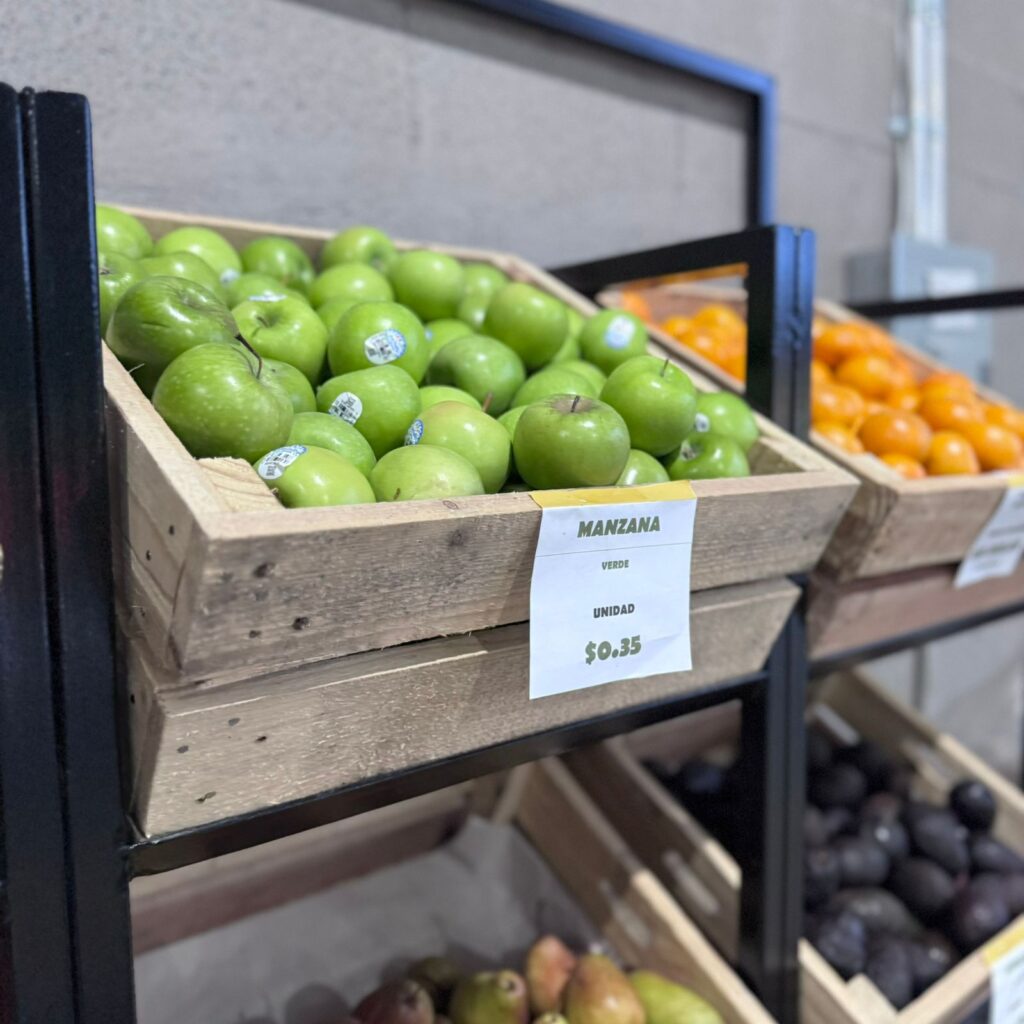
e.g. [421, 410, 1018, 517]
[599, 282, 1024, 583]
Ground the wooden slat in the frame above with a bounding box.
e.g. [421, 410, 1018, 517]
[808, 560, 1024, 659]
[519, 760, 774, 1024]
[132, 578, 798, 836]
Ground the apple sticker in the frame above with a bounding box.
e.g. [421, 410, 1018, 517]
[364, 328, 407, 365]
[256, 445, 308, 481]
[404, 419, 425, 446]
[604, 315, 635, 350]
[328, 391, 363, 425]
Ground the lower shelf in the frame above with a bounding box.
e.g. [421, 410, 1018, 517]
[131, 759, 773, 1024]
[566, 671, 1024, 1024]
[129, 577, 798, 837]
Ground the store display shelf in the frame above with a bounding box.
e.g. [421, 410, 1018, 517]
[566, 672, 1024, 1024]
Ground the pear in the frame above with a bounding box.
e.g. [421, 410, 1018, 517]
[534, 1015, 570, 1024]
[450, 970, 529, 1024]
[563, 955, 644, 1024]
[355, 979, 435, 1024]
[629, 971, 722, 1024]
[525, 936, 577, 1015]
[410, 957, 464, 1012]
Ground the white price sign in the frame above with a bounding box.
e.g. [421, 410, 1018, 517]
[986, 922, 1024, 1023]
[955, 476, 1024, 589]
[528, 481, 697, 700]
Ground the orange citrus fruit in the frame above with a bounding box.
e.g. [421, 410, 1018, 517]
[810, 359, 832, 388]
[859, 408, 932, 461]
[619, 290, 651, 321]
[812, 382, 866, 428]
[660, 315, 692, 340]
[920, 371, 975, 401]
[815, 421, 865, 454]
[984, 403, 1024, 440]
[880, 453, 927, 480]
[886, 387, 921, 412]
[863, 326, 896, 358]
[692, 303, 745, 336]
[917, 393, 983, 432]
[925, 431, 980, 476]
[887, 355, 919, 392]
[834, 352, 896, 399]
[961, 420, 1024, 471]
[815, 322, 872, 368]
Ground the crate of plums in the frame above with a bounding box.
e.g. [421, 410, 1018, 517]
[132, 760, 775, 1024]
[97, 205, 854, 838]
[566, 673, 1024, 1023]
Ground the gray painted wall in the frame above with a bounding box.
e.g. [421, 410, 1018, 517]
[4, 0, 1023, 768]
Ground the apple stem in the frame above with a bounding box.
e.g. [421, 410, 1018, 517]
[482, 391, 494, 414]
[660, 357, 670, 377]
[571, 394, 581, 412]
[235, 332, 263, 379]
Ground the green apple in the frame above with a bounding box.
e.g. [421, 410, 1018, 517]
[600, 355, 697, 456]
[263, 357, 316, 413]
[425, 334, 525, 414]
[457, 291, 490, 331]
[317, 364, 420, 458]
[287, 412, 376, 478]
[665, 432, 750, 480]
[406, 401, 510, 493]
[226, 272, 306, 307]
[425, 318, 473, 353]
[389, 250, 465, 320]
[316, 296, 359, 334]
[240, 236, 315, 294]
[694, 391, 759, 452]
[233, 296, 328, 384]
[98, 251, 141, 335]
[154, 226, 241, 284]
[140, 250, 226, 300]
[370, 444, 484, 502]
[420, 385, 481, 411]
[107, 276, 237, 384]
[558, 359, 606, 392]
[483, 283, 567, 370]
[320, 226, 396, 273]
[497, 404, 526, 440]
[462, 262, 508, 298]
[153, 341, 293, 461]
[512, 366, 597, 408]
[579, 309, 648, 374]
[551, 332, 581, 363]
[308, 262, 393, 308]
[96, 204, 152, 258]
[617, 449, 670, 486]
[513, 395, 630, 489]
[328, 300, 428, 382]
[254, 444, 373, 507]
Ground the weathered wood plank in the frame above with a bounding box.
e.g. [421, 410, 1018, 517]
[131, 578, 798, 836]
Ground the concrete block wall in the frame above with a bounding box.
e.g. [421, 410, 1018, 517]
[3, 0, 1022, 769]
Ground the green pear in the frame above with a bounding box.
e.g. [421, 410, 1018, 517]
[355, 979, 435, 1024]
[525, 935, 577, 1015]
[563, 956, 643, 1024]
[629, 971, 722, 1024]
[450, 971, 529, 1024]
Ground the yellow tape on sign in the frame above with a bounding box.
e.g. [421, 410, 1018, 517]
[984, 921, 1024, 966]
[531, 480, 696, 508]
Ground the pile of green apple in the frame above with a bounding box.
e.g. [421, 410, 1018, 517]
[98, 205, 759, 507]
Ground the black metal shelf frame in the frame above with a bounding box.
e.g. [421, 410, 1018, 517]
[1, 81, 808, 1024]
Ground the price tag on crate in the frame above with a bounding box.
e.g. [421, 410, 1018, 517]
[985, 920, 1024, 1023]
[528, 481, 697, 700]
[955, 475, 1024, 589]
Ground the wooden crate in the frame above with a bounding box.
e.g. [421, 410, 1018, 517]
[132, 759, 776, 1024]
[105, 207, 852, 835]
[598, 281, 1022, 584]
[109, 207, 854, 687]
[566, 672, 1024, 1024]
